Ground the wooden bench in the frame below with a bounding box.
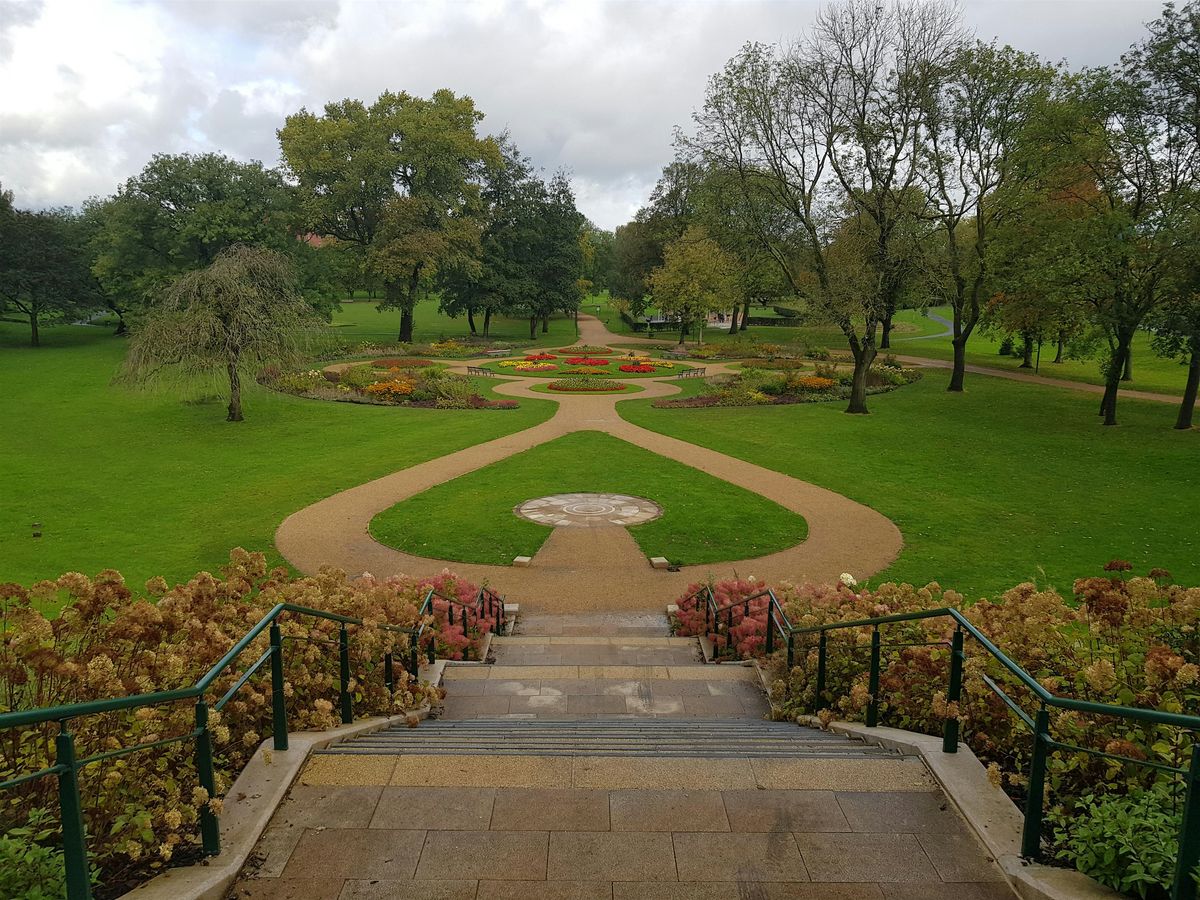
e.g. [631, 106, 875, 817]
[675, 367, 706, 379]
[466, 366, 494, 377]
[484, 348, 512, 357]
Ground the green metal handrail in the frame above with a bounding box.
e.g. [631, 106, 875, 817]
[784, 606, 1200, 900]
[0, 599, 439, 900]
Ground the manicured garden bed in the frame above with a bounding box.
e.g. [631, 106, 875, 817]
[368, 431, 807, 567]
[653, 362, 921, 408]
[536, 378, 640, 394]
[484, 353, 689, 378]
[264, 361, 519, 409]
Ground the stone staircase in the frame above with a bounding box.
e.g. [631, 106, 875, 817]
[232, 614, 1015, 898]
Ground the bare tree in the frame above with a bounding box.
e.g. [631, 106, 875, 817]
[123, 245, 321, 422]
[687, 0, 962, 413]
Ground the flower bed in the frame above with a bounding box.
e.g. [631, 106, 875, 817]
[654, 363, 920, 408]
[566, 357, 609, 367]
[0, 551, 499, 897]
[264, 363, 517, 410]
[547, 378, 628, 392]
[524, 353, 557, 361]
[670, 566, 1200, 896]
[558, 345, 611, 355]
[619, 364, 655, 373]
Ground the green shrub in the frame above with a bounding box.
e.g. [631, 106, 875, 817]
[338, 364, 382, 390]
[433, 376, 476, 408]
[0, 811, 70, 900]
[1049, 784, 1182, 898]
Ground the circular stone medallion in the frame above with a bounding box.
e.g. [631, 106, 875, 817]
[514, 492, 663, 528]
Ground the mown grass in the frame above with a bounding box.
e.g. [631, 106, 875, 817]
[0, 323, 556, 588]
[619, 373, 1199, 598]
[327, 297, 582, 347]
[369, 431, 808, 567]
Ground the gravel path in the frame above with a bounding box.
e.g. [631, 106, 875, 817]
[275, 316, 902, 612]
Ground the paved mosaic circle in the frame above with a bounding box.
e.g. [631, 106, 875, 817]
[514, 492, 663, 528]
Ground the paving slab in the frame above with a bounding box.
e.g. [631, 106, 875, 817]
[300, 755, 396, 787]
[673, 831, 810, 882]
[392, 754, 574, 788]
[609, 789, 728, 832]
[792, 832, 939, 883]
[476, 882, 614, 900]
[573, 757, 757, 790]
[917, 831, 1008, 883]
[490, 788, 611, 831]
[229, 878, 345, 899]
[879, 884, 1015, 899]
[750, 758, 934, 792]
[339, 880, 478, 899]
[836, 791, 961, 834]
[548, 831, 678, 881]
[370, 787, 495, 830]
[279, 828, 426, 881]
[414, 830, 550, 880]
[722, 790, 849, 833]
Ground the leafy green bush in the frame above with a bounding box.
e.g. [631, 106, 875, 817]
[0, 810, 71, 900]
[1049, 785, 1181, 898]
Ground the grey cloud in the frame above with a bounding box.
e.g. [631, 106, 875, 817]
[0, 0, 43, 60]
[149, 0, 340, 40]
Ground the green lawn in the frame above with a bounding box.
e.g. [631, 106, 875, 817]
[327, 297, 583, 347]
[0, 323, 556, 589]
[619, 374, 1199, 599]
[368, 431, 808, 567]
[885, 306, 1190, 397]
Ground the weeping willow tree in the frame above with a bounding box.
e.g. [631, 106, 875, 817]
[123, 245, 321, 421]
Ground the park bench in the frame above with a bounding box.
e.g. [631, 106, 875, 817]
[466, 366, 494, 377]
[484, 348, 512, 357]
[675, 367, 706, 379]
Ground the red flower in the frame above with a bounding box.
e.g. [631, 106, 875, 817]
[619, 364, 655, 373]
[525, 353, 557, 361]
[566, 357, 609, 366]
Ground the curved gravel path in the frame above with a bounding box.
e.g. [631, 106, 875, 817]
[276, 317, 903, 612]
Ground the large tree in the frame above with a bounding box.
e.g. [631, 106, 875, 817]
[688, 0, 960, 413]
[0, 194, 99, 347]
[86, 153, 303, 330]
[122, 246, 321, 422]
[917, 41, 1057, 390]
[279, 90, 496, 343]
[650, 225, 743, 344]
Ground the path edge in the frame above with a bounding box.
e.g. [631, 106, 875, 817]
[793, 714, 1121, 900]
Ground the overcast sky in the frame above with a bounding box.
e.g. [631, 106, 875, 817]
[0, 0, 1168, 230]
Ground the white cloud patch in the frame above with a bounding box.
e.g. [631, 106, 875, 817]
[0, 0, 1166, 227]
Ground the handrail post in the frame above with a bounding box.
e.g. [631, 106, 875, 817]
[813, 631, 826, 710]
[55, 722, 92, 900]
[269, 624, 288, 752]
[942, 628, 965, 754]
[384, 651, 395, 695]
[786, 631, 795, 670]
[409, 634, 420, 679]
[1171, 741, 1200, 900]
[726, 607, 734, 659]
[338, 625, 353, 725]
[866, 626, 881, 727]
[1021, 706, 1051, 860]
[194, 700, 220, 855]
[765, 603, 775, 654]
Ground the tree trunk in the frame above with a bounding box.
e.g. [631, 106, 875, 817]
[467, 309, 477, 335]
[529, 316, 537, 340]
[542, 315, 549, 333]
[846, 343, 876, 415]
[29, 313, 39, 348]
[1019, 331, 1034, 368]
[226, 347, 244, 422]
[483, 308, 491, 337]
[948, 337, 967, 392]
[740, 301, 749, 331]
[879, 314, 893, 350]
[1054, 332, 1065, 364]
[1100, 334, 1133, 426]
[113, 315, 128, 336]
[678, 321, 687, 345]
[1176, 347, 1199, 430]
[1122, 348, 1133, 382]
[727, 305, 739, 335]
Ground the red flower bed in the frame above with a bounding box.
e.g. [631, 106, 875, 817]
[566, 357, 609, 366]
[525, 353, 557, 361]
[619, 364, 655, 373]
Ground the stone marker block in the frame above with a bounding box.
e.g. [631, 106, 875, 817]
[513, 556, 532, 568]
[650, 557, 670, 570]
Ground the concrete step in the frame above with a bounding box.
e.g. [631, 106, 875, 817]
[316, 718, 905, 759]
